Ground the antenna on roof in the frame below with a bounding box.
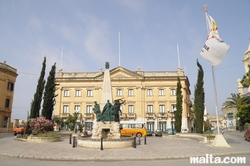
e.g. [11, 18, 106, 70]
[61, 46, 63, 69]
[177, 44, 181, 68]
[119, 30, 121, 66]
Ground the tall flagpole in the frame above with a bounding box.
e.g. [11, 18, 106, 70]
[61, 46, 63, 70]
[203, 4, 220, 135]
[177, 44, 181, 68]
[119, 30, 121, 66]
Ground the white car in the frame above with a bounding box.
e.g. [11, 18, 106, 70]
[210, 127, 215, 131]
[181, 129, 188, 133]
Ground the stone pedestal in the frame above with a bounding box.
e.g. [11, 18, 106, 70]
[211, 134, 230, 148]
[92, 121, 120, 139]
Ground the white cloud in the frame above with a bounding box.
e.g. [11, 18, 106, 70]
[75, 13, 114, 63]
[117, 0, 146, 14]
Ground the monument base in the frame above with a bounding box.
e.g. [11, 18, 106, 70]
[211, 134, 230, 148]
[92, 121, 120, 139]
[78, 137, 133, 149]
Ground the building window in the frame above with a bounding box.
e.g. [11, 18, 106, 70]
[171, 104, 176, 111]
[128, 89, 134, 96]
[159, 89, 164, 96]
[85, 122, 93, 130]
[117, 89, 122, 96]
[159, 105, 165, 113]
[64, 90, 70, 97]
[86, 105, 92, 113]
[74, 105, 80, 112]
[147, 89, 153, 96]
[87, 90, 93, 97]
[5, 99, 10, 108]
[63, 105, 69, 113]
[128, 105, 134, 113]
[75, 90, 81, 97]
[227, 113, 234, 119]
[7, 82, 14, 91]
[128, 124, 136, 128]
[147, 122, 154, 131]
[170, 89, 176, 96]
[147, 105, 153, 113]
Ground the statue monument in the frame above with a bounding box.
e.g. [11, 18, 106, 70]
[77, 62, 133, 148]
[91, 62, 126, 139]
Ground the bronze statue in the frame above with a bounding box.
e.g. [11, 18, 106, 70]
[112, 99, 125, 122]
[94, 99, 125, 123]
[93, 101, 101, 121]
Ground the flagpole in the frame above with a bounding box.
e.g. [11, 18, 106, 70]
[203, 4, 220, 135]
[119, 30, 121, 66]
[177, 44, 181, 68]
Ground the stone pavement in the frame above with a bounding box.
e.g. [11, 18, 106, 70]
[0, 131, 249, 161]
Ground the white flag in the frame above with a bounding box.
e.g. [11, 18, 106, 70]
[200, 13, 230, 66]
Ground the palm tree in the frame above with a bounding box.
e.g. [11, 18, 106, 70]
[223, 93, 249, 110]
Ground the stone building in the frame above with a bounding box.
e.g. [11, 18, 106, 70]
[0, 61, 18, 132]
[221, 107, 237, 130]
[238, 42, 250, 95]
[54, 66, 193, 132]
[221, 42, 250, 131]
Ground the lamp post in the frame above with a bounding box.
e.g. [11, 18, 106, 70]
[171, 107, 176, 135]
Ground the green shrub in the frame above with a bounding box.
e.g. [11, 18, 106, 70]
[33, 133, 59, 137]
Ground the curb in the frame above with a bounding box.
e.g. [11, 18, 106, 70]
[1, 151, 250, 161]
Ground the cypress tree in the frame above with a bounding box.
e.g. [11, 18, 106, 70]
[30, 57, 46, 118]
[42, 63, 57, 120]
[194, 60, 205, 133]
[174, 77, 183, 132]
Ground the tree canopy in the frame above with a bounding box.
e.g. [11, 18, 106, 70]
[30, 57, 46, 118]
[174, 77, 183, 132]
[194, 60, 205, 133]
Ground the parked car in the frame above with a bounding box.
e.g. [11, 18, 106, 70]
[165, 128, 176, 135]
[154, 129, 163, 137]
[13, 125, 25, 136]
[181, 128, 188, 133]
[146, 130, 153, 136]
[244, 129, 250, 141]
[210, 126, 215, 131]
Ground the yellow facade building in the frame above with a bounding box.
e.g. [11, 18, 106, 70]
[0, 61, 18, 132]
[54, 66, 193, 132]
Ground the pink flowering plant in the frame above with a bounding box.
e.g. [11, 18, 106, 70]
[29, 117, 54, 134]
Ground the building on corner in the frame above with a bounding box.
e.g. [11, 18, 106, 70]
[0, 61, 18, 132]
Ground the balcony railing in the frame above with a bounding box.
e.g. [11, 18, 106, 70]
[119, 113, 127, 120]
[60, 113, 69, 118]
[157, 112, 168, 118]
[146, 113, 156, 119]
[82, 113, 94, 120]
[127, 113, 137, 120]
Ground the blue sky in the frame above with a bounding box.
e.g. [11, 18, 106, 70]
[1, 0, 249, 120]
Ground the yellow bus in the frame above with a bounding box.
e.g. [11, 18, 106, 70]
[120, 121, 147, 137]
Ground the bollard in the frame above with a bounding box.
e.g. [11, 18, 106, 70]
[100, 137, 103, 150]
[144, 136, 147, 145]
[139, 136, 141, 145]
[72, 136, 76, 148]
[133, 136, 136, 148]
[69, 133, 72, 144]
[76, 136, 78, 147]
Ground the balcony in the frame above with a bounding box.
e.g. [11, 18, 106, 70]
[157, 112, 168, 119]
[60, 113, 69, 118]
[127, 113, 137, 120]
[82, 113, 94, 120]
[146, 113, 156, 119]
[119, 113, 127, 120]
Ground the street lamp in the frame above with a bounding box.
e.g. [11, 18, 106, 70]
[171, 107, 177, 135]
